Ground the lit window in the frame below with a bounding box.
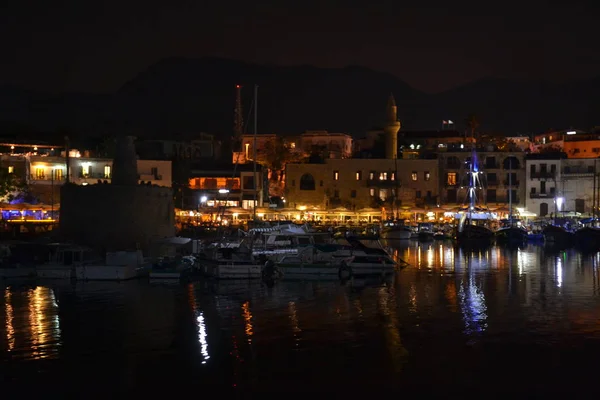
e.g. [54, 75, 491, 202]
[411, 172, 418, 181]
[290, 142, 296, 149]
[379, 189, 387, 200]
[391, 172, 396, 181]
[81, 163, 90, 176]
[333, 171, 339, 180]
[424, 171, 430, 181]
[8, 166, 14, 174]
[379, 172, 387, 180]
[35, 167, 45, 179]
[369, 188, 375, 197]
[356, 171, 362, 180]
[447, 172, 457, 185]
[55, 169, 63, 180]
[104, 165, 111, 178]
[369, 171, 375, 180]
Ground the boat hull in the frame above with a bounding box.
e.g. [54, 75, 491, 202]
[418, 232, 435, 242]
[149, 271, 183, 279]
[75, 265, 141, 281]
[574, 227, 600, 250]
[543, 225, 574, 246]
[456, 225, 493, 246]
[36, 266, 74, 279]
[381, 228, 412, 240]
[346, 262, 395, 276]
[495, 227, 528, 244]
[0, 267, 36, 279]
[202, 261, 262, 279]
[277, 262, 338, 278]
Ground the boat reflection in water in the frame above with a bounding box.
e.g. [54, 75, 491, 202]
[5, 241, 600, 396]
[2, 286, 61, 360]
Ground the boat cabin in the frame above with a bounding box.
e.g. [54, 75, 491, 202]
[48, 245, 100, 266]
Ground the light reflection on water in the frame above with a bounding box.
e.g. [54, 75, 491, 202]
[3, 242, 600, 394]
[2, 286, 61, 359]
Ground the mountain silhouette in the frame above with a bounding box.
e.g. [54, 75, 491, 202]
[0, 57, 598, 139]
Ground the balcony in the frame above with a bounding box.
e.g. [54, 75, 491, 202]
[530, 192, 555, 199]
[563, 167, 594, 177]
[29, 175, 66, 185]
[79, 172, 111, 180]
[367, 179, 399, 188]
[530, 171, 556, 179]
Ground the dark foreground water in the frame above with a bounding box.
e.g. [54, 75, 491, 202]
[2, 242, 600, 398]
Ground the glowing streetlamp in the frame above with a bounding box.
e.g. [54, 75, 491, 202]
[556, 197, 564, 212]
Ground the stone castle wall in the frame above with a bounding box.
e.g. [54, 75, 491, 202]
[59, 183, 174, 251]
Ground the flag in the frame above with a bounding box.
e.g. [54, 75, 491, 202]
[448, 120, 454, 124]
[443, 120, 448, 125]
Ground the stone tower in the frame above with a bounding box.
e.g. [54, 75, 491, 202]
[112, 136, 138, 185]
[383, 93, 401, 159]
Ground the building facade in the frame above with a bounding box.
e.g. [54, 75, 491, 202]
[438, 151, 525, 209]
[19, 155, 172, 205]
[524, 154, 562, 217]
[285, 158, 439, 211]
[524, 155, 598, 216]
[136, 134, 222, 160]
[188, 163, 265, 210]
[560, 158, 597, 214]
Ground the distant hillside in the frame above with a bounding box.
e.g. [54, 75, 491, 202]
[0, 57, 598, 138]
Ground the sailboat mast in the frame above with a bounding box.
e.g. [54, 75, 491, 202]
[253, 84, 258, 221]
[593, 159, 597, 220]
[508, 156, 512, 225]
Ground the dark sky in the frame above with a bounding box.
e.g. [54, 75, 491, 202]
[2, 0, 599, 94]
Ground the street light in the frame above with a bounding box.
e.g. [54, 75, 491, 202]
[200, 195, 207, 204]
[556, 197, 564, 212]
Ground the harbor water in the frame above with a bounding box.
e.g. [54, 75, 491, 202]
[2, 241, 600, 397]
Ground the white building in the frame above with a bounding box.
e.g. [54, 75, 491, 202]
[525, 155, 598, 217]
[525, 155, 561, 217]
[560, 158, 597, 214]
[27, 155, 172, 187]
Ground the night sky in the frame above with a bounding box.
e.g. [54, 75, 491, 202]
[2, 0, 599, 94]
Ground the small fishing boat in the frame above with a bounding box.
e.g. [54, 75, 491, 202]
[417, 222, 435, 241]
[380, 221, 412, 240]
[149, 255, 198, 280]
[542, 224, 574, 246]
[573, 220, 600, 250]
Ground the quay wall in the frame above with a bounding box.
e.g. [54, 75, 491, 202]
[59, 183, 174, 251]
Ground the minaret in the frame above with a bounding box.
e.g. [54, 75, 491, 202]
[383, 93, 401, 159]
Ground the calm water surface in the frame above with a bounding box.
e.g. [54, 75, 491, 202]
[2, 242, 600, 397]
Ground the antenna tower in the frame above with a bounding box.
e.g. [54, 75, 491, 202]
[233, 84, 243, 151]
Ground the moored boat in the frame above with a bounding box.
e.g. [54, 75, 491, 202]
[149, 255, 198, 280]
[542, 224, 574, 246]
[573, 226, 600, 250]
[455, 145, 493, 247]
[380, 223, 412, 240]
[197, 247, 262, 279]
[495, 226, 528, 245]
[417, 222, 435, 241]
